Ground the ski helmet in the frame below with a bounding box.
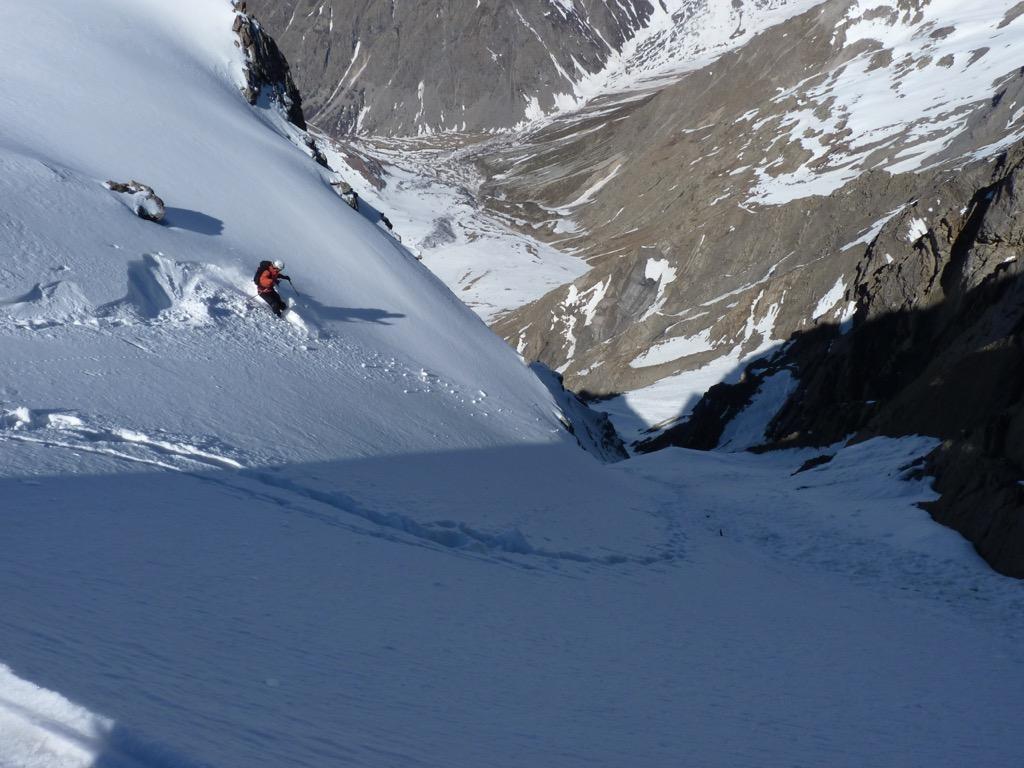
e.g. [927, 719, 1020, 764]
[273, 260, 285, 270]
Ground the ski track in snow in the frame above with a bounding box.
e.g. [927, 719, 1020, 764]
[0, 300, 677, 570]
[0, 399, 678, 569]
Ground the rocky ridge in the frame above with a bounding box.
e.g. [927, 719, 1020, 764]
[489, 0, 1024, 402]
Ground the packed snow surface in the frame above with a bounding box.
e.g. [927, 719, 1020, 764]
[2, 2, 1023, 767]
[4, 429, 1024, 767]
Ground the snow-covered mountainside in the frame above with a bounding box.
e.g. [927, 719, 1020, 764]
[246, 0, 834, 136]
[3, 2, 1024, 766]
[0, 0, 569, 465]
[314, 135, 593, 321]
[478, 0, 1024, 573]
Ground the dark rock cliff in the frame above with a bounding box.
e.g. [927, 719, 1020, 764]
[233, 1, 307, 129]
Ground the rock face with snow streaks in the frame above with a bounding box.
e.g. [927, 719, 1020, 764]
[243, 0, 653, 134]
[490, 0, 1024, 401]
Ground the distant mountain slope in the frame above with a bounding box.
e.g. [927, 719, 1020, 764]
[492, 0, 1024, 405]
[245, 0, 653, 134]
[477, 0, 1024, 573]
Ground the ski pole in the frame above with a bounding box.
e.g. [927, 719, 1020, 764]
[284, 276, 300, 297]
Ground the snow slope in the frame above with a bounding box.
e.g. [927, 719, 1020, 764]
[2, 3, 1023, 767]
[0, 0, 571, 465]
[3, 433, 1024, 767]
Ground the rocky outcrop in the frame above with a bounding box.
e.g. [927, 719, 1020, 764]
[243, 0, 652, 135]
[232, 1, 306, 129]
[645, 142, 1024, 577]
[531, 363, 628, 463]
[233, 4, 363, 177]
[105, 180, 165, 222]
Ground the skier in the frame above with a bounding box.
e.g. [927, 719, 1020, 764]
[254, 259, 291, 317]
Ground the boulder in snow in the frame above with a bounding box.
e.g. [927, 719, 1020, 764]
[105, 180, 165, 223]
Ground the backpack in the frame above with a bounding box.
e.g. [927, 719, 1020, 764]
[253, 260, 273, 286]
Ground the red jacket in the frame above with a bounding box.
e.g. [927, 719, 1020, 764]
[257, 266, 280, 294]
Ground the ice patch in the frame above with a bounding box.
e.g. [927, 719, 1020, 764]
[559, 162, 622, 210]
[644, 258, 677, 284]
[839, 300, 858, 334]
[640, 257, 678, 321]
[841, 207, 905, 251]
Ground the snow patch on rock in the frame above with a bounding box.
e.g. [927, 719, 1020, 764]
[812, 276, 847, 321]
[630, 328, 716, 368]
[717, 368, 798, 451]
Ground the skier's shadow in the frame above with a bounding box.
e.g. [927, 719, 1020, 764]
[296, 292, 405, 327]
